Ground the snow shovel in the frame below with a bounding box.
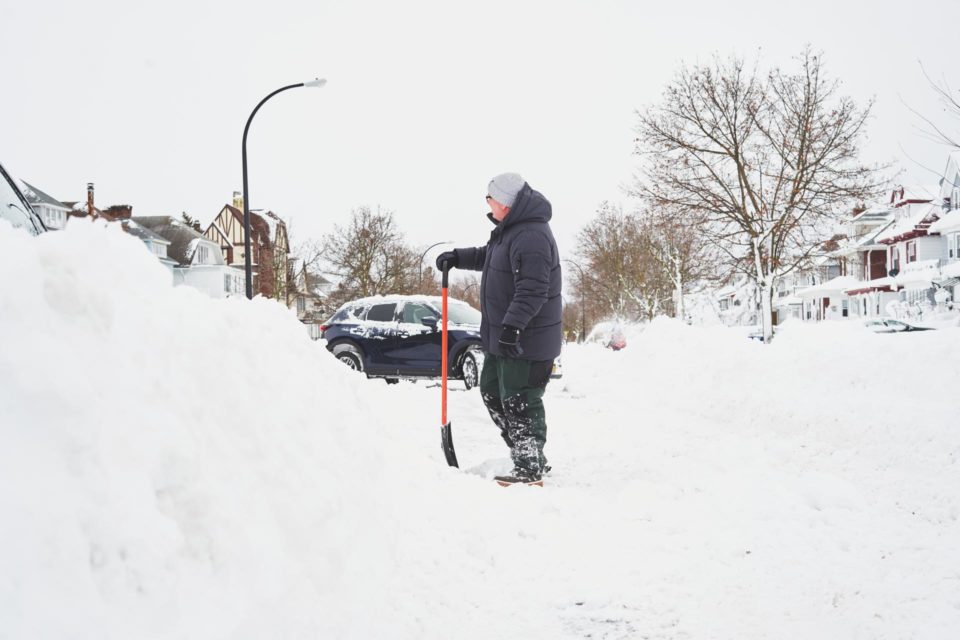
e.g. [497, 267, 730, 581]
[440, 261, 460, 468]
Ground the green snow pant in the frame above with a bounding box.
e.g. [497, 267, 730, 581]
[479, 353, 553, 475]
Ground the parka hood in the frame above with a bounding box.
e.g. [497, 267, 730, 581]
[488, 184, 553, 230]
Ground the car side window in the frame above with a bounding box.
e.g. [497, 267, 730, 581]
[401, 303, 435, 324]
[365, 303, 397, 322]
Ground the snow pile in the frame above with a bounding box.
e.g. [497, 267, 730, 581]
[0, 221, 484, 638]
[2, 220, 959, 639]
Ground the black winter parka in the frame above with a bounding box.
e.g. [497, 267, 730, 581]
[455, 184, 562, 361]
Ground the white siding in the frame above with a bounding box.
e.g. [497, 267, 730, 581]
[916, 235, 946, 262]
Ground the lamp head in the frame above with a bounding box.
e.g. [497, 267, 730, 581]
[303, 78, 327, 88]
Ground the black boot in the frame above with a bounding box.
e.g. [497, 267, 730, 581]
[494, 468, 543, 487]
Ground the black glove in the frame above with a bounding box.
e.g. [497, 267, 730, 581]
[498, 325, 523, 358]
[435, 250, 458, 271]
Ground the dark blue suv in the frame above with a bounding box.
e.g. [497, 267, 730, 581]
[321, 295, 484, 389]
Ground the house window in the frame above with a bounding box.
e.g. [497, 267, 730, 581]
[842, 300, 849, 317]
[197, 245, 209, 264]
[906, 241, 916, 263]
[223, 274, 232, 292]
[890, 246, 899, 272]
[296, 296, 306, 314]
[951, 233, 960, 260]
[953, 187, 960, 210]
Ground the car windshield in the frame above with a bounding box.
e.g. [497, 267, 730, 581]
[447, 302, 481, 325]
[0, 167, 42, 235]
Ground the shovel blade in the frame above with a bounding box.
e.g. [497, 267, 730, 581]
[441, 421, 459, 468]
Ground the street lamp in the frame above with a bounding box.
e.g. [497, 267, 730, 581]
[418, 240, 453, 286]
[242, 78, 326, 299]
[563, 259, 587, 343]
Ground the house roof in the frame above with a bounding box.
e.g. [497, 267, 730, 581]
[258, 209, 285, 241]
[850, 204, 894, 227]
[890, 184, 938, 207]
[928, 209, 960, 234]
[875, 203, 940, 243]
[223, 204, 273, 246]
[19, 181, 68, 209]
[832, 218, 895, 256]
[301, 269, 331, 298]
[938, 151, 960, 201]
[795, 275, 861, 299]
[133, 216, 220, 266]
[122, 219, 171, 245]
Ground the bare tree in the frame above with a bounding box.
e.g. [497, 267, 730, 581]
[640, 205, 721, 320]
[448, 273, 481, 309]
[635, 48, 884, 341]
[911, 64, 960, 149]
[318, 206, 420, 308]
[575, 202, 672, 322]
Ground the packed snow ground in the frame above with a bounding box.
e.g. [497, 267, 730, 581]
[1, 221, 959, 639]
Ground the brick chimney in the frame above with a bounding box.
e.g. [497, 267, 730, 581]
[87, 183, 95, 218]
[103, 205, 132, 220]
[232, 190, 243, 210]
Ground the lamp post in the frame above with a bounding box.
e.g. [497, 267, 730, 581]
[563, 259, 587, 343]
[242, 78, 326, 299]
[418, 240, 453, 286]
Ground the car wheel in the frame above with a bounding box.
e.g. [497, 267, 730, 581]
[461, 350, 480, 390]
[332, 343, 364, 372]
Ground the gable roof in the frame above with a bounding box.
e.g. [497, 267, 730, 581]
[939, 151, 960, 202]
[875, 203, 940, 243]
[133, 216, 222, 266]
[19, 181, 68, 209]
[890, 184, 938, 207]
[220, 204, 273, 247]
[122, 219, 171, 245]
[928, 209, 960, 235]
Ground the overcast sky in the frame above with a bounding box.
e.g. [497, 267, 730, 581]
[4, 0, 960, 266]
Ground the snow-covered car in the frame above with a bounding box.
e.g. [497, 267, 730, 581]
[320, 295, 485, 388]
[0, 162, 45, 235]
[864, 318, 935, 333]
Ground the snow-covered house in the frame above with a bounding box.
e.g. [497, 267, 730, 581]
[832, 186, 942, 319]
[122, 219, 178, 273]
[781, 250, 848, 322]
[715, 279, 757, 326]
[134, 216, 243, 298]
[795, 275, 861, 321]
[18, 181, 69, 230]
[826, 205, 895, 319]
[927, 153, 960, 308]
[289, 260, 334, 339]
[203, 203, 290, 299]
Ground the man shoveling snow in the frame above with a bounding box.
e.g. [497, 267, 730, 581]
[437, 173, 562, 486]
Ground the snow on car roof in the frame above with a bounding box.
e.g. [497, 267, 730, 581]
[344, 294, 472, 307]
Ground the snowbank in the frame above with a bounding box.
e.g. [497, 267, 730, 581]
[2, 221, 958, 639]
[0, 221, 489, 638]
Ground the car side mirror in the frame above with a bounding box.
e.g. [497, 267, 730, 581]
[421, 316, 438, 328]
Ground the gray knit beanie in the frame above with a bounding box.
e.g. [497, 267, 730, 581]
[487, 172, 525, 208]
